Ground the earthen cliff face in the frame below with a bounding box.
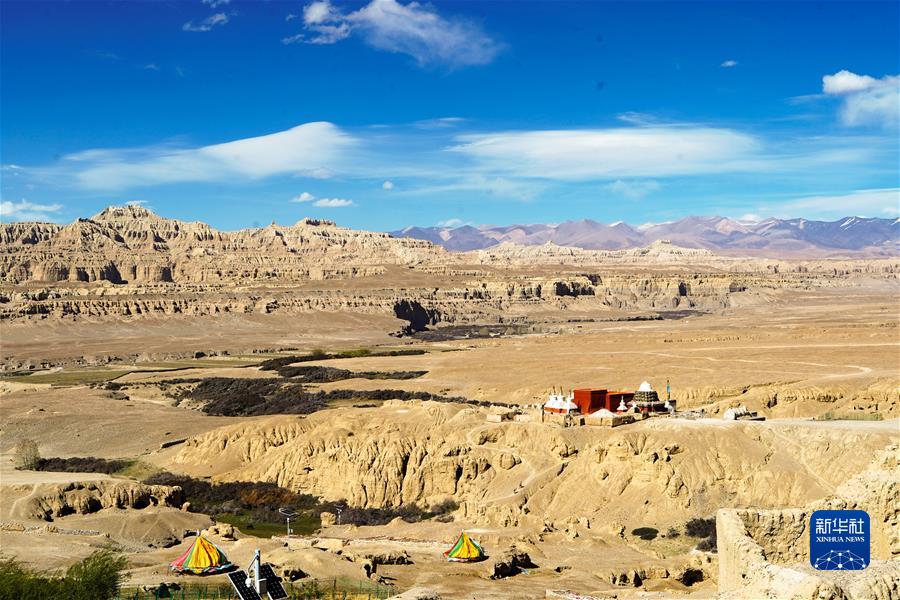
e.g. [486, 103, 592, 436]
[0, 205, 441, 285]
[171, 404, 897, 532]
[717, 444, 900, 600]
[2, 206, 897, 331]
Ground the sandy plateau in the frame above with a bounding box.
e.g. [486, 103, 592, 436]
[0, 206, 898, 599]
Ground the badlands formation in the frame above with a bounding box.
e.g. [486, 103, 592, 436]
[0, 205, 898, 599]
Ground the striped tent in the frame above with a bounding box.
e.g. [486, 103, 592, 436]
[443, 532, 485, 562]
[170, 534, 233, 575]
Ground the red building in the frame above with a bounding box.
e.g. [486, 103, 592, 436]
[573, 388, 635, 414]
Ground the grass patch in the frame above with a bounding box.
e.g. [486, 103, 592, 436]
[0, 370, 132, 386]
[815, 411, 884, 421]
[214, 512, 317, 538]
[116, 461, 163, 481]
[128, 359, 261, 370]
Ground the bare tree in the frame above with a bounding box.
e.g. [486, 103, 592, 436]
[13, 439, 40, 470]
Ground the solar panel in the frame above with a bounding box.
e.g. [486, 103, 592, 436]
[259, 563, 288, 600]
[227, 570, 262, 600]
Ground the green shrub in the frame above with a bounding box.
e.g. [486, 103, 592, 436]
[685, 517, 716, 538]
[631, 527, 658, 540]
[0, 550, 128, 600]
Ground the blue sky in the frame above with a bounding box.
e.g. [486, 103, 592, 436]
[1, 0, 898, 231]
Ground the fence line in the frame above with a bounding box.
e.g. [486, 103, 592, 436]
[116, 578, 394, 600]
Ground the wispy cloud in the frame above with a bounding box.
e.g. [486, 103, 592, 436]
[603, 179, 661, 200]
[776, 188, 899, 218]
[293, 192, 316, 202]
[449, 127, 765, 179]
[291, 191, 354, 207]
[822, 70, 899, 128]
[313, 198, 354, 207]
[436, 218, 468, 227]
[0, 199, 64, 222]
[401, 175, 543, 201]
[143, 63, 160, 71]
[202, 0, 230, 7]
[720, 59, 738, 68]
[732, 188, 900, 221]
[56, 122, 355, 189]
[286, 0, 502, 68]
[616, 112, 659, 125]
[413, 117, 466, 129]
[183, 12, 229, 32]
[10, 119, 888, 208]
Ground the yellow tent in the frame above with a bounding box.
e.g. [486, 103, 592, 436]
[443, 532, 485, 562]
[170, 534, 233, 575]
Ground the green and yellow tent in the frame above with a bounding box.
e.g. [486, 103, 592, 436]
[170, 534, 233, 575]
[443, 532, 485, 562]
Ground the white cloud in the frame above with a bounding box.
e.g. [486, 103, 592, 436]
[202, 0, 230, 6]
[293, 192, 316, 202]
[285, 13, 298, 22]
[603, 179, 660, 200]
[143, 63, 160, 71]
[822, 70, 899, 127]
[450, 127, 764, 179]
[0, 199, 64, 222]
[720, 60, 738, 68]
[290, 0, 501, 68]
[183, 12, 229, 32]
[63, 122, 355, 189]
[382, 180, 394, 190]
[736, 188, 900, 221]
[304, 1, 338, 25]
[822, 70, 877, 94]
[403, 175, 542, 201]
[776, 188, 899, 218]
[436, 218, 464, 227]
[313, 198, 354, 207]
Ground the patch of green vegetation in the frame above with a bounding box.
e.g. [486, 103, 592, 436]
[0, 356, 265, 388]
[0, 370, 132, 386]
[258, 348, 427, 370]
[684, 517, 717, 552]
[32, 455, 161, 481]
[115, 460, 163, 481]
[216, 511, 320, 538]
[815, 411, 884, 421]
[129, 359, 260, 370]
[0, 549, 127, 600]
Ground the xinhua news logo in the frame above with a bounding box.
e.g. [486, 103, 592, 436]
[810, 509, 870, 570]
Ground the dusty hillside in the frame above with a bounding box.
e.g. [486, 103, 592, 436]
[168, 402, 898, 531]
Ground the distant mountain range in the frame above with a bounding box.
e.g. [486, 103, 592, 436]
[392, 216, 899, 256]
